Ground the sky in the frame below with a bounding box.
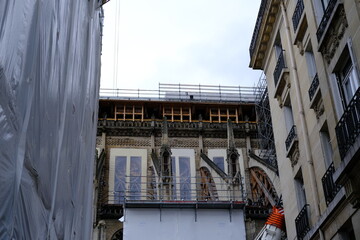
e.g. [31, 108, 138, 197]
[100, 0, 262, 90]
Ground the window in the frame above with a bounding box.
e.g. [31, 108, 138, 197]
[305, 45, 317, 81]
[312, 0, 330, 25]
[320, 124, 333, 168]
[335, 45, 360, 109]
[294, 170, 307, 210]
[129, 156, 141, 200]
[179, 157, 191, 200]
[114, 156, 127, 203]
[213, 157, 225, 172]
[114, 155, 142, 202]
[283, 96, 295, 133]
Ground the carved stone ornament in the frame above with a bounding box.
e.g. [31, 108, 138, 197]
[320, 6, 349, 63]
[290, 146, 300, 167]
[314, 99, 325, 119]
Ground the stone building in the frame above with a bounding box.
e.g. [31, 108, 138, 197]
[92, 84, 281, 239]
[250, 0, 360, 239]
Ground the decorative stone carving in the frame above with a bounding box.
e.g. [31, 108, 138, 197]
[313, 99, 325, 119]
[320, 6, 348, 63]
[290, 146, 300, 167]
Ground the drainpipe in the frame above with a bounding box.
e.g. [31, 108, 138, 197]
[280, 0, 321, 219]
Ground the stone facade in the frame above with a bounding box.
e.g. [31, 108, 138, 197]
[250, 0, 360, 239]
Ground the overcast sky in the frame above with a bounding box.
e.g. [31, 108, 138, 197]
[100, 0, 262, 90]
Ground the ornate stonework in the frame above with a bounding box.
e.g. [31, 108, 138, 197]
[320, 6, 348, 64]
[290, 146, 300, 167]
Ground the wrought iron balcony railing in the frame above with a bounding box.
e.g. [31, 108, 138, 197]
[316, 0, 338, 41]
[295, 204, 310, 240]
[322, 163, 342, 205]
[335, 87, 360, 159]
[292, 0, 304, 32]
[249, 0, 268, 57]
[285, 125, 297, 151]
[273, 51, 286, 87]
[308, 73, 319, 102]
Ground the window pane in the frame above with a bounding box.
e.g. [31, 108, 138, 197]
[179, 157, 191, 200]
[171, 156, 177, 199]
[130, 156, 142, 200]
[115, 156, 127, 203]
[213, 157, 224, 172]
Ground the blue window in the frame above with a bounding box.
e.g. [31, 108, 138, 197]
[213, 157, 225, 172]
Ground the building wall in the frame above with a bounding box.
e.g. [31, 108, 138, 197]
[250, 0, 360, 239]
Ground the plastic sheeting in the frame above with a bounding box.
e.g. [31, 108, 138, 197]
[124, 208, 246, 240]
[0, 0, 102, 239]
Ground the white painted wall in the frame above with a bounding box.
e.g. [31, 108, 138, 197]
[124, 208, 246, 240]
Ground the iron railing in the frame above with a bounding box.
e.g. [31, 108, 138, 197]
[103, 175, 245, 205]
[322, 163, 342, 205]
[285, 125, 297, 151]
[249, 0, 268, 57]
[273, 51, 286, 87]
[335, 87, 360, 159]
[292, 0, 304, 32]
[308, 73, 319, 102]
[316, 0, 338, 41]
[100, 83, 257, 103]
[295, 204, 310, 240]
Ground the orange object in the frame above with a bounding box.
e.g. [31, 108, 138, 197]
[265, 207, 285, 231]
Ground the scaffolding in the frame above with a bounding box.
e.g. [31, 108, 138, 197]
[254, 74, 278, 171]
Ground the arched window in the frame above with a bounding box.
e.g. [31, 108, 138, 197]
[199, 167, 218, 200]
[249, 167, 278, 207]
[111, 229, 123, 240]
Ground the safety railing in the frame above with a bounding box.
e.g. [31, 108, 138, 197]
[102, 175, 244, 205]
[335, 87, 360, 159]
[295, 204, 310, 240]
[292, 0, 304, 32]
[322, 163, 342, 205]
[316, 0, 338, 41]
[100, 83, 257, 103]
[285, 125, 297, 151]
[273, 51, 286, 87]
[308, 73, 319, 102]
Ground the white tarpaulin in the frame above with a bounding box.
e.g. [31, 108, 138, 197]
[0, 0, 102, 239]
[124, 208, 246, 240]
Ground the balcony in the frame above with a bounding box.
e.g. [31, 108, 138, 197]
[285, 125, 298, 155]
[295, 204, 310, 240]
[273, 51, 289, 97]
[335, 87, 360, 159]
[292, 0, 304, 32]
[316, 0, 338, 42]
[308, 74, 319, 102]
[322, 163, 342, 206]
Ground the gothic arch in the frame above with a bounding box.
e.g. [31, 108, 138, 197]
[249, 167, 279, 207]
[199, 167, 219, 200]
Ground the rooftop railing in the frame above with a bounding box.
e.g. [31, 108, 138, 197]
[100, 83, 257, 103]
